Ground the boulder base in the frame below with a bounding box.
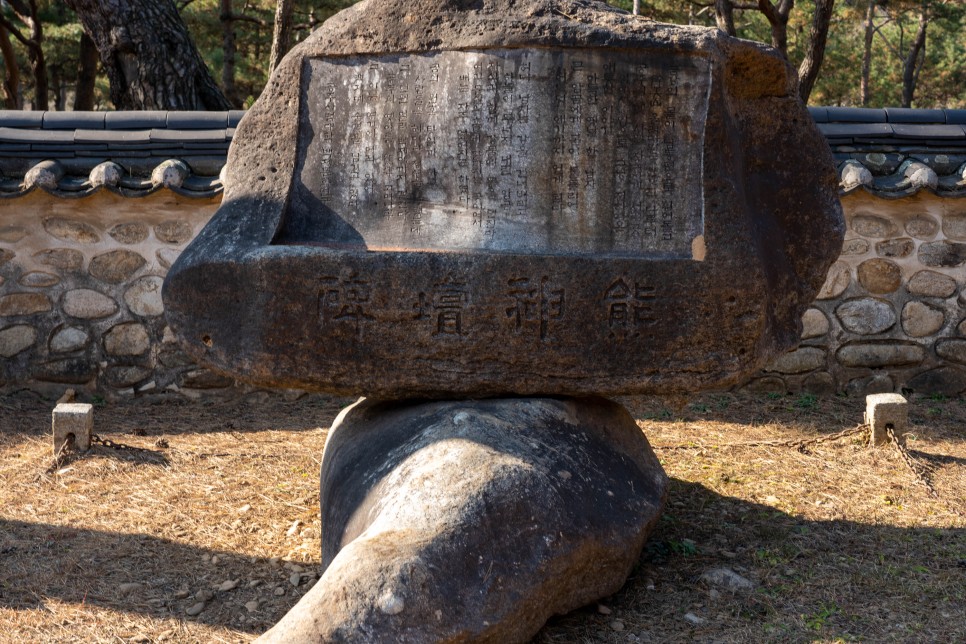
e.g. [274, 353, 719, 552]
[259, 396, 667, 643]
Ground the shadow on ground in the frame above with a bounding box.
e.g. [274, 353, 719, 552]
[2, 479, 963, 641]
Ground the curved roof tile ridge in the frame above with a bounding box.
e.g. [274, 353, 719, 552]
[811, 106, 966, 198]
[0, 110, 240, 199]
[0, 109, 962, 199]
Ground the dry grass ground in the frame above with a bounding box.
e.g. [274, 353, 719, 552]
[1, 389, 963, 643]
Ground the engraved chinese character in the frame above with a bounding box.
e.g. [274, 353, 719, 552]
[415, 276, 469, 336]
[319, 271, 374, 329]
[506, 276, 565, 341]
[604, 278, 656, 340]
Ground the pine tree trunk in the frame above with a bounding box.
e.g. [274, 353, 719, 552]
[901, 7, 928, 108]
[861, 0, 875, 106]
[74, 32, 98, 110]
[64, 0, 230, 110]
[0, 25, 21, 109]
[715, 0, 737, 36]
[220, 0, 238, 106]
[797, 0, 835, 103]
[269, 0, 296, 72]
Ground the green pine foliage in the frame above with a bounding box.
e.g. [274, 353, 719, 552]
[0, 0, 961, 109]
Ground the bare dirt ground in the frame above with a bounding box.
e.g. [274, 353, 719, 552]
[1, 388, 963, 643]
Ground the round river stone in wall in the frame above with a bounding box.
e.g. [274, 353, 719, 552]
[104, 322, 150, 356]
[803, 372, 836, 395]
[905, 366, 966, 396]
[18, 271, 60, 288]
[766, 347, 826, 374]
[0, 293, 51, 316]
[801, 308, 829, 339]
[50, 326, 90, 353]
[942, 214, 966, 241]
[156, 248, 181, 269]
[816, 261, 851, 300]
[935, 339, 966, 365]
[901, 301, 945, 337]
[0, 225, 26, 242]
[919, 241, 966, 268]
[89, 250, 147, 284]
[837, 343, 925, 368]
[905, 215, 938, 240]
[43, 218, 100, 244]
[851, 215, 897, 238]
[33, 248, 83, 271]
[62, 289, 118, 319]
[841, 238, 870, 256]
[744, 375, 787, 394]
[846, 374, 894, 396]
[907, 270, 957, 298]
[105, 365, 153, 388]
[154, 221, 193, 245]
[875, 238, 914, 259]
[836, 298, 895, 335]
[0, 324, 37, 357]
[857, 259, 901, 294]
[109, 222, 150, 244]
[124, 276, 165, 317]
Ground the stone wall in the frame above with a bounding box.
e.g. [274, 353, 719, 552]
[2, 188, 965, 399]
[749, 190, 966, 397]
[0, 190, 221, 399]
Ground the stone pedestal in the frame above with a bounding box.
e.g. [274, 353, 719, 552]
[52, 402, 93, 454]
[258, 397, 667, 643]
[865, 393, 908, 446]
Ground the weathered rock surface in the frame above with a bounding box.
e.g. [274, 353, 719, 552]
[89, 250, 146, 284]
[62, 289, 118, 319]
[104, 322, 150, 356]
[857, 259, 901, 294]
[907, 270, 957, 298]
[766, 347, 826, 374]
[259, 396, 667, 643]
[164, 0, 843, 398]
[905, 215, 938, 240]
[836, 298, 895, 335]
[901, 301, 944, 337]
[816, 261, 851, 300]
[851, 215, 896, 238]
[0, 293, 51, 316]
[0, 324, 37, 357]
[801, 307, 829, 339]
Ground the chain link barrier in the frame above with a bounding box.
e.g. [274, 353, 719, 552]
[888, 428, 964, 519]
[653, 423, 869, 451]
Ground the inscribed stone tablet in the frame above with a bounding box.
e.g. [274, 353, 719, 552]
[282, 49, 710, 259]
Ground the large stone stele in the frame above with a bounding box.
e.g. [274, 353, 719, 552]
[163, 0, 844, 398]
[259, 397, 667, 642]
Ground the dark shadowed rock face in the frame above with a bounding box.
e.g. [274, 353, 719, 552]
[163, 0, 844, 398]
[258, 396, 668, 643]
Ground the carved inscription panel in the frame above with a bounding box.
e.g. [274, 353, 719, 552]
[297, 48, 711, 258]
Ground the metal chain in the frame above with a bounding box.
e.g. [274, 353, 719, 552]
[91, 434, 153, 453]
[653, 423, 870, 451]
[888, 428, 965, 519]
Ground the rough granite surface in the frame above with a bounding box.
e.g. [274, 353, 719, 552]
[163, 0, 844, 397]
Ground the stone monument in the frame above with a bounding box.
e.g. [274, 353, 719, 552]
[163, 0, 844, 640]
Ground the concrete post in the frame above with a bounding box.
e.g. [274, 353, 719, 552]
[52, 403, 93, 455]
[864, 393, 908, 447]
